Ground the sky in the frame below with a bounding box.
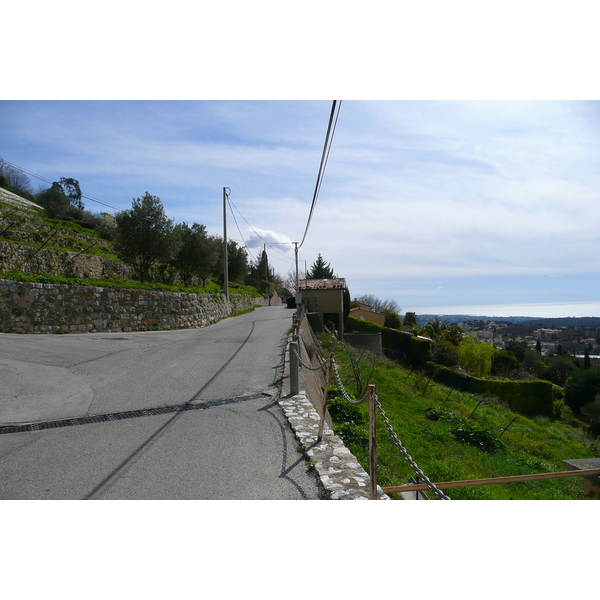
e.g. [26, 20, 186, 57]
[2, 3, 600, 320]
[3, 99, 600, 318]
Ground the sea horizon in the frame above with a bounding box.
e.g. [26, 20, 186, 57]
[411, 300, 600, 320]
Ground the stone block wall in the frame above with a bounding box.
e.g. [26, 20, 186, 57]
[0, 279, 279, 334]
[0, 240, 132, 280]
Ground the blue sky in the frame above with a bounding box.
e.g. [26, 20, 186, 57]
[3, 2, 600, 319]
[2, 99, 600, 318]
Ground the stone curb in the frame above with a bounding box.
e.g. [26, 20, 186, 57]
[278, 394, 390, 500]
[279, 333, 390, 500]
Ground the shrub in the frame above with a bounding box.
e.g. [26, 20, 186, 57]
[346, 315, 383, 333]
[327, 397, 366, 426]
[450, 421, 503, 453]
[407, 336, 431, 367]
[432, 340, 459, 368]
[564, 368, 600, 414]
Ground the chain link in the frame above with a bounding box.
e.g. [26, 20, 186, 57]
[331, 358, 370, 405]
[291, 344, 331, 371]
[374, 395, 451, 500]
[290, 324, 449, 499]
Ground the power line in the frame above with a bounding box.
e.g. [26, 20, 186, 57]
[298, 100, 342, 249]
[226, 196, 292, 260]
[226, 196, 256, 262]
[0, 158, 127, 213]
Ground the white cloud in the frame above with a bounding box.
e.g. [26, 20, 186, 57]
[3, 99, 600, 316]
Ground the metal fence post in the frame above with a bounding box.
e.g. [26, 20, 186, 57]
[368, 384, 377, 500]
[290, 340, 299, 395]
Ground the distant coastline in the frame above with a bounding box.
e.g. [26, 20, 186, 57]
[415, 314, 600, 327]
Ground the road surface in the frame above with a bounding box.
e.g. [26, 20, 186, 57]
[0, 306, 321, 499]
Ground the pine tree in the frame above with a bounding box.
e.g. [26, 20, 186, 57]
[307, 253, 335, 279]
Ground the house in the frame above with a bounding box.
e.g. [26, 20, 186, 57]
[298, 278, 349, 338]
[349, 305, 385, 327]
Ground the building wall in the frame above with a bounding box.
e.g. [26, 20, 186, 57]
[300, 287, 345, 337]
[300, 288, 344, 314]
[349, 308, 385, 327]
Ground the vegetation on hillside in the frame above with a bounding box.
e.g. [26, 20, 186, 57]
[319, 330, 599, 500]
[0, 165, 287, 298]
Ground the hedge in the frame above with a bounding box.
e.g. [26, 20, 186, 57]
[346, 315, 384, 333]
[432, 365, 554, 416]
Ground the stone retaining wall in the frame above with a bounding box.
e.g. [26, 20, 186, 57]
[0, 278, 279, 334]
[0, 240, 132, 280]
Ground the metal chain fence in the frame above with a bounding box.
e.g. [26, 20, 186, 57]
[374, 394, 451, 500]
[292, 311, 450, 500]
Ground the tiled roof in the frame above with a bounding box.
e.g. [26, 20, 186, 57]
[298, 278, 347, 290]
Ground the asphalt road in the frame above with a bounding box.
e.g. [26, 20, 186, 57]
[0, 306, 321, 499]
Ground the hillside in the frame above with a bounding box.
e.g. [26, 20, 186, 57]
[319, 332, 599, 499]
[0, 188, 131, 280]
[418, 313, 600, 327]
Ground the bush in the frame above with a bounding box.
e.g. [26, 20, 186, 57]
[346, 315, 383, 333]
[450, 422, 503, 453]
[408, 336, 431, 367]
[327, 397, 366, 426]
[432, 340, 459, 368]
[564, 368, 600, 414]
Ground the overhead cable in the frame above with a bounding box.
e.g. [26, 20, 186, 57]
[298, 100, 342, 249]
[226, 196, 292, 260]
[226, 196, 255, 262]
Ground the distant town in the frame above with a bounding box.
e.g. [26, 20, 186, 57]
[421, 314, 600, 360]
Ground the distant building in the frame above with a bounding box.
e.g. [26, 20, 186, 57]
[349, 305, 385, 327]
[298, 278, 349, 338]
[534, 328, 562, 341]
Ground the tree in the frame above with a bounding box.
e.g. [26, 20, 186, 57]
[457, 336, 495, 378]
[491, 349, 520, 377]
[564, 368, 600, 414]
[114, 192, 174, 283]
[283, 267, 306, 294]
[52, 177, 84, 211]
[382, 309, 402, 329]
[213, 238, 249, 285]
[0, 158, 34, 198]
[354, 294, 400, 314]
[403, 312, 418, 329]
[246, 249, 271, 295]
[36, 186, 72, 219]
[541, 354, 578, 386]
[170, 222, 218, 286]
[420, 317, 450, 343]
[306, 253, 335, 279]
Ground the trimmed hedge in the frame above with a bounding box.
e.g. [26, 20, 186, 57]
[432, 365, 554, 416]
[346, 315, 384, 333]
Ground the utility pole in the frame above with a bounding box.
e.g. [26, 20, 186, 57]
[294, 242, 301, 306]
[264, 243, 270, 306]
[223, 187, 230, 303]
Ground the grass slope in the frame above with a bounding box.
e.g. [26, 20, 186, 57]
[321, 334, 598, 500]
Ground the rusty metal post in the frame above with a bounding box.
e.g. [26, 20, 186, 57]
[368, 384, 377, 500]
[318, 353, 334, 442]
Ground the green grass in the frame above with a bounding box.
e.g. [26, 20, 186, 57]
[320, 333, 598, 500]
[0, 269, 263, 298]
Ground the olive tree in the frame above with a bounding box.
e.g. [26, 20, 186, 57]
[114, 192, 174, 283]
